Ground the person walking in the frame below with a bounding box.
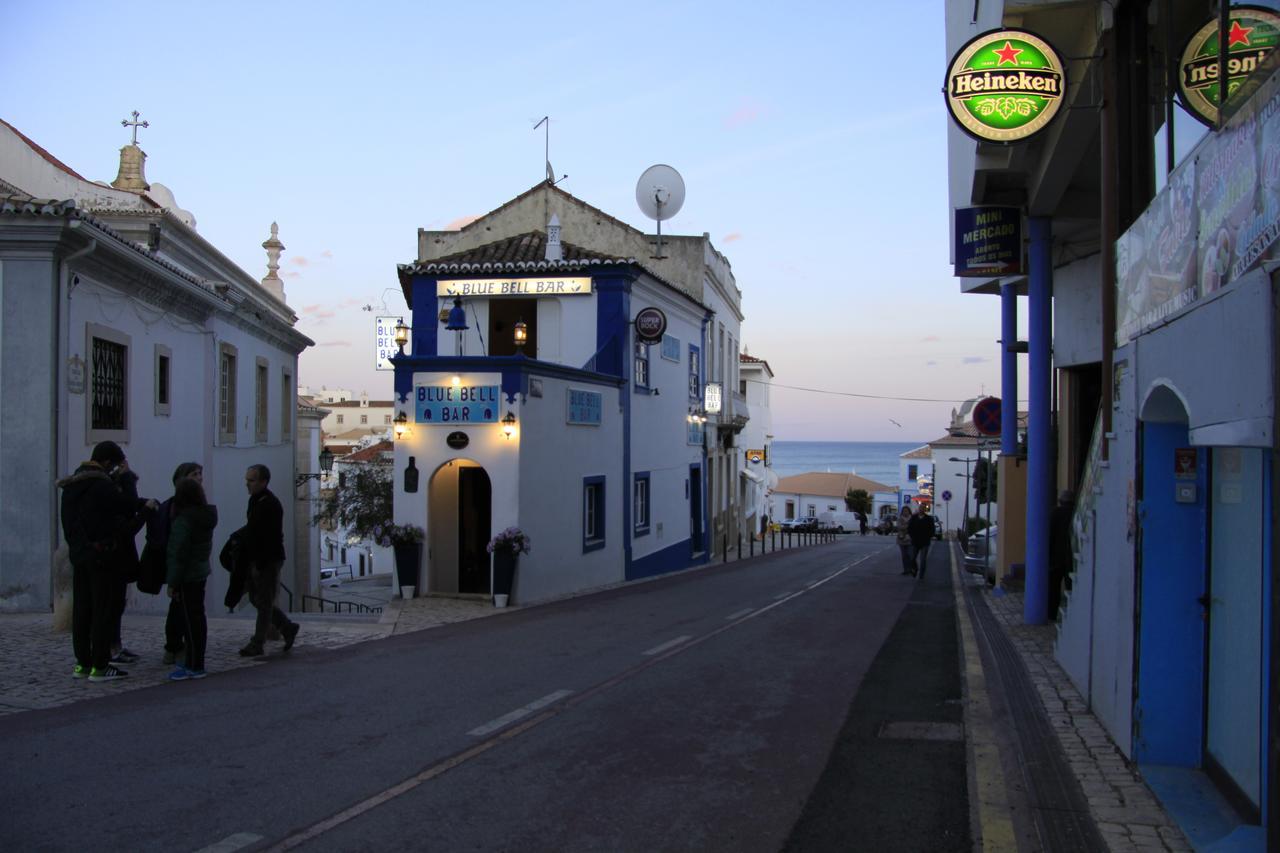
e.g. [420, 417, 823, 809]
[908, 503, 935, 580]
[895, 505, 914, 575]
[239, 464, 299, 657]
[57, 441, 154, 682]
[166, 478, 217, 680]
[141, 462, 204, 666]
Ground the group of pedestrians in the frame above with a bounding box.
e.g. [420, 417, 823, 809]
[57, 441, 300, 684]
[896, 503, 935, 579]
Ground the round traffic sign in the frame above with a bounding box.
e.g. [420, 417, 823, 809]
[972, 396, 1002, 436]
[942, 490, 953, 502]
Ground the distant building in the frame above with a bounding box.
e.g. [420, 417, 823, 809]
[737, 353, 776, 536]
[770, 472, 896, 528]
[319, 441, 395, 583]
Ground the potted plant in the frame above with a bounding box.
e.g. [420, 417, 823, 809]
[377, 522, 424, 598]
[486, 526, 531, 607]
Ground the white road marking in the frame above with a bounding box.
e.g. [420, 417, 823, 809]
[193, 833, 264, 853]
[467, 689, 574, 737]
[726, 608, 755, 621]
[773, 591, 792, 600]
[642, 635, 692, 656]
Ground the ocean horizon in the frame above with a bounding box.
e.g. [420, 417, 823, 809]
[768, 440, 924, 489]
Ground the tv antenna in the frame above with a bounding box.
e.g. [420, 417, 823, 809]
[534, 117, 567, 186]
[635, 164, 685, 259]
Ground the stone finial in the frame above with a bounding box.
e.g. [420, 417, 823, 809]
[545, 213, 562, 261]
[111, 144, 150, 192]
[261, 222, 286, 301]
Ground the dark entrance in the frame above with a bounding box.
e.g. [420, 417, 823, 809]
[488, 298, 537, 357]
[689, 464, 703, 554]
[458, 467, 492, 593]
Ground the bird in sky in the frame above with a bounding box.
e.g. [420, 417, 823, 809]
[888, 418, 902, 428]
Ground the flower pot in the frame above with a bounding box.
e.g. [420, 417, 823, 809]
[401, 585, 416, 600]
[493, 593, 509, 608]
[492, 549, 517, 602]
[393, 543, 421, 590]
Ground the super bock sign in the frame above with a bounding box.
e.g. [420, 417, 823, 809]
[945, 28, 1066, 143]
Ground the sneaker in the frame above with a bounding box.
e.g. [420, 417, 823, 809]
[239, 643, 264, 658]
[186, 669, 208, 680]
[167, 667, 190, 682]
[282, 622, 300, 651]
[72, 664, 89, 680]
[88, 665, 129, 683]
[110, 648, 140, 664]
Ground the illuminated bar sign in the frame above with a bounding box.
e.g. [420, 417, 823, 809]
[1178, 7, 1280, 126]
[375, 316, 401, 370]
[437, 277, 592, 297]
[704, 382, 723, 414]
[415, 384, 500, 424]
[945, 28, 1066, 143]
[955, 206, 1023, 276]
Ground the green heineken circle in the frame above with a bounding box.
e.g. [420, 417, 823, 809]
[945, 28, 1066, 143]
[1178, 6, 1280, 126]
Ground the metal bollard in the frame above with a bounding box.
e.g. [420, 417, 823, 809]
[722, 534, 727, 563]
[750, 535, 755, 558]
[737, 535, 742, 561]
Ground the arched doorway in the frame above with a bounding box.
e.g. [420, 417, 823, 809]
[428, 459, 492, 595]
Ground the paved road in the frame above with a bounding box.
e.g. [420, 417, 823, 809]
[2, 535, 966, 852]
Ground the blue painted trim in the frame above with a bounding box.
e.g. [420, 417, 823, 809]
[630, 537, 702, 580]
[583, 475, 606, 553]
[595, 273, 632, 380]
[633, 471, 651, 537]
[1025, 216, 1052, 625]
[410, 277, 440, 356]
[1000, 282, 1018, 456]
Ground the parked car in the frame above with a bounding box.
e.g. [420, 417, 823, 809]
[930, 515, 943, 540]
[780, 516, 819, 532]
[963, 524, 998, 584]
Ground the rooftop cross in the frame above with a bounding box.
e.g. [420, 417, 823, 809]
[121, 110, 149, 145]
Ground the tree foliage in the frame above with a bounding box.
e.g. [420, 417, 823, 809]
[312, 463, 393, 540]
[844, 488, 872, 515]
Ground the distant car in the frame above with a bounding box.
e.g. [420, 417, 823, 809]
[780, 517, 819, 532]
[320, 567, 342, 587]
[930, 515, 943, 540]
[874, 516, 897, 535]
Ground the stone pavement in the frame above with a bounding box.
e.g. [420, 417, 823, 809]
[975, 575, 1193, 853]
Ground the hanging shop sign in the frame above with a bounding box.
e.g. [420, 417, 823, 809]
[747, 449, 765, 463]
[634, 307, 667, 344]
[1178, 6, 1280, 126]
[437, 277, 592, 298]
[954, 206, 1023, 276]
[414, 383, 500, 424]
[375, 316, 401, 370]
[704, 382, 723, 414]
[945, 28, 1066, 143]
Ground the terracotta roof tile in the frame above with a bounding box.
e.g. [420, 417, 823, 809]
[774, 471, 893, 498]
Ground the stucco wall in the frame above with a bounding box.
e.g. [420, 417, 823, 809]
[1053, 254, 1104, 368]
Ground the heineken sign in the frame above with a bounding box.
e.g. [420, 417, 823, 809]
[1178, 6, 1280, 126]
[945, 28, 1066, 143]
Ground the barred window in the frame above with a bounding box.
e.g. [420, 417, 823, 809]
[219, 343, 238, 443]
[281, 371, 292, 441]
[92, 336, 127, 431]
[255, 358, 269, 443]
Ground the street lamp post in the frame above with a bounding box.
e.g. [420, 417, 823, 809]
[950, 456, 975, 538]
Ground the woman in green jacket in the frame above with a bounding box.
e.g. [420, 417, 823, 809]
[166, 478, 218, 681]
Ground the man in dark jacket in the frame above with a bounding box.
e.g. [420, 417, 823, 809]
[907, 503, 935, 580]
[142, 462, 204, 664]
[57, 441, 151, 682]
[240, 464, 299, 657]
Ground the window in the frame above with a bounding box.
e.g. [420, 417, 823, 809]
[88, 324, 130, 441]
[154, 344, 171, 417]
[634, 472, 651, 536]
[384, 414, 392, 424]
[336, 414, 344, 425]
[255, 357, 269, 443]
[583, 475, 605, 552]
[218, 342, 238, 443]
[360, 414, 368, 425]
[281, 370, 292, 441]
[908, 464, 918, 481]
[633, 340, 650, 388]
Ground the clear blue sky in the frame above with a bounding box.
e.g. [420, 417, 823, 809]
[6, 0, 1019, 441]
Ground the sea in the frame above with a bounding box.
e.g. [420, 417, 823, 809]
[768, 441, 924, 488]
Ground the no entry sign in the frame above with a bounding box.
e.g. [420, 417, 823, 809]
[972, 397, 1002, 436]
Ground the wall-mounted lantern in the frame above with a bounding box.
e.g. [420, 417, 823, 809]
[393, 411, 409, 439]
[501, 411, 517, 439]
[513, 318, 528, 350]
[393, 318, 411, 354]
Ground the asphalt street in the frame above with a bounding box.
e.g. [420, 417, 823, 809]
[2, 534, 968, 852]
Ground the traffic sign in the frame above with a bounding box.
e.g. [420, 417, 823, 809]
[942, 490, 953, 502]
[972, 396, 1002, 437]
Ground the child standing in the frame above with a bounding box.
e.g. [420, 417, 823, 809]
[166, 478, 217, 680]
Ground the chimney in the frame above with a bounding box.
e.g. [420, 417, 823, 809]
[261, 222, 286, 301]
[545, 213, 562, 261]
[110, 145, 150, 192]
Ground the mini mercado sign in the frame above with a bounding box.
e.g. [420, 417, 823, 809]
[954, 206, 1023, 276]
[1178, 6, 1280, 126]
[634, 307, 667, 344]
[945, 28, 1066, 143]
[567, 388, 602, 425]
[375, 315, 402, 370]
[437, 277, 592, 297]
[415, 383, 500, 424]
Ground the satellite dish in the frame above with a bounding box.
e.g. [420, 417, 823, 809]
[635, 164, 686, 258]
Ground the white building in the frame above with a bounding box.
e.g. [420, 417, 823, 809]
[0, 118, 312, 613]
[319, 393, 395, 436]
[770, 472, 896, 529]
[391, 182, 747, 602]
[318, 440, 395, 583]
[737, 353, 776, 536]
[299, 385, 354, 404]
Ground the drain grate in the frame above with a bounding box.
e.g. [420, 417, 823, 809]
[877, 720, 964, 741]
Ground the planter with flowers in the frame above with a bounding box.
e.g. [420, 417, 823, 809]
[376, 523, 425, 598]
[487, 527, 531, 607]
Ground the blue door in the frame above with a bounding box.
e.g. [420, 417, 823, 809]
[1134, 422, 1207, 765]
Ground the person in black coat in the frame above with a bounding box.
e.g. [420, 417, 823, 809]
[907, 503, 935, 580]
[239, 464, 299, 657]
[141, 462, 204, 664]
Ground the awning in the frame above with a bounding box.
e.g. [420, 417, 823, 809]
[740, 467, 764, 484]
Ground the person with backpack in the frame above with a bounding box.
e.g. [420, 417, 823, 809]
[165, 477, 218, 680]
[57, 441, 156, 683]
[139, 462, 203, 665]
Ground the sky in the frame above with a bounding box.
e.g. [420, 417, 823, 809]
[5, 0, 1022, 442]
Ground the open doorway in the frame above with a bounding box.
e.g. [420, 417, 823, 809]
[489, 298, 537, 357]
[428, 460, 492, 595]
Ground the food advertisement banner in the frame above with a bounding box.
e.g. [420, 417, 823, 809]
[1117, 66, 1280, 345]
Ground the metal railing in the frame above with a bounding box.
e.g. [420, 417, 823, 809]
[301, 594, 383, 615]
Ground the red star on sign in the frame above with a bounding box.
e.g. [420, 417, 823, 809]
[1227, 20, 1254, 47]
[993, 41, 1023, 65]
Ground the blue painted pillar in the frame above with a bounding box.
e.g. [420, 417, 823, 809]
[1025, 217, 1052, 625]
[1000, 283, 1018, 455]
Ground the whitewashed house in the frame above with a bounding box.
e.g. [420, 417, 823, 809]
[0, 118, 312, 613]
[769, 472, 896, 530]
[737, 353, 776, 536]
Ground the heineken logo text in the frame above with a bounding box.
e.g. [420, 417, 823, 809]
[950, 68, 1061, 97]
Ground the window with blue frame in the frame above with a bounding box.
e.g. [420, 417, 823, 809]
[633, 339, 650, 389]
[633, 472, 650, 536]
[583, 475, 606, 552]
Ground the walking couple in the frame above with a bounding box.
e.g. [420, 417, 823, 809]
[896, 503, 935, 580]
